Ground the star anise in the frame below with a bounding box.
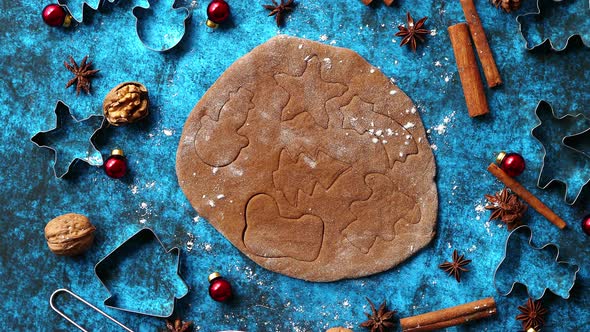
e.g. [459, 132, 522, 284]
[439, 249, 471, 283]
[485, 188, 528, 230]
[516, 298, 548, 331]
[64, 55, 99, 95]
[263, 0, 295, 27]
[165, 318, 192, 332]
[360, 298, 397, 332]
[394, 12, 430, 52]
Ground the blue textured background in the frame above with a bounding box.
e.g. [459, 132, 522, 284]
[0, 0, 588, 331]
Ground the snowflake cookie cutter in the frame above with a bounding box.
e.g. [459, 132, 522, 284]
[94, 228, 189, 317]
[31, 100, 105, 178]
[494, 225, 579, 300]
[531, 100, 590, 205]
[516, 0, 590, 51]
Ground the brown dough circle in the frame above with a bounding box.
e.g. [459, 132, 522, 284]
[176, 36, 437, 282]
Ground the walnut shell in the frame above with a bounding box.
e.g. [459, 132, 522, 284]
[103, 82, 149, 126]
[45, 213, 96, 256]
[326, 328, 353, 332]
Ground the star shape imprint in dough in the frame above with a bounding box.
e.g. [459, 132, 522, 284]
[275, 56, 347, 128]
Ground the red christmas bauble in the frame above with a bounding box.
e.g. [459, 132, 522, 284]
[42, 4, 68, 27]
[208, 272, 232, 302]
[582, 215, 590, 236]
[104, 149, 127, 179]
[207, 0, 230, 24]
[498, 152, 526, 177]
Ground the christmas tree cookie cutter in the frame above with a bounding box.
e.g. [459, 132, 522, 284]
[531, 100, 590, 205]
[516, 0, 590, 51]
[494, 225, 579, 300]
[31, 100, 105, 178]
[94, 228, 189, 317]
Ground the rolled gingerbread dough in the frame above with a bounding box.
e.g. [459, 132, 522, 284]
[176, 35, 437, 282]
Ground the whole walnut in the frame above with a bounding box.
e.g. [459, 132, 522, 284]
[326, 328, 353, 332]
[103, 82, 149, 126]
[45, 213, 96, 256]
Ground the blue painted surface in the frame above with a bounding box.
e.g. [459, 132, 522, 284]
[0, 0, 588, 331]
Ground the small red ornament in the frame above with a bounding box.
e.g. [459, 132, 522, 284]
[582, 215, 590, 236]
[208, 272, 232, 302]
[42, 4, 72, 27]
[496, 151, 526, 177]
[206, 0, 230, 28]
[104, 148, 128, 179]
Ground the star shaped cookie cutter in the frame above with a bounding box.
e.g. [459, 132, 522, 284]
[94, 228, 189, 317]
[493, 225, 579, 300]
[31, 100, 105, 178]
[530, 100, 590, 205]
[516, 0, 590, 51]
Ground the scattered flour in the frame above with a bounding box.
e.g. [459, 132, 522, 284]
[403, 122, 416, 129]
[186, 233, 194, 252]
[322, 57, 332, 70]
[432, 124, 447, 135]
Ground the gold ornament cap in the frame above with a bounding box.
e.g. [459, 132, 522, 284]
[496, 151, 507, 165]
[526, 328, 537, 332]
[111, 148, 125, 157]
[206, 19, 219, 28]
[208, 272, 222, 283]
[62, 14, 72, 28]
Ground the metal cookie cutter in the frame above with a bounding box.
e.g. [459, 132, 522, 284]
[50, 288, 133, 332]
[132, 0, 191, 52]
[516, 0, 590, 51]
[564, 126, 590, 159]
[94, 228, 189, 317]
[57, 0, 101, 23]
[531, 100, 590, 205]
[31, 100, 105, 178]
[494, 225, 579, 300]
[57, 0, 191, 52]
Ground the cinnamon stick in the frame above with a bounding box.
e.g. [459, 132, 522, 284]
[400, 297, 497, 331]
[459, 0, 502, 88]
[448, 23, 489, 118]
[487, 163, 567, 229]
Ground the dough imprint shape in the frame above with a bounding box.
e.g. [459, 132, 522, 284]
[176, 36, 438, 282]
